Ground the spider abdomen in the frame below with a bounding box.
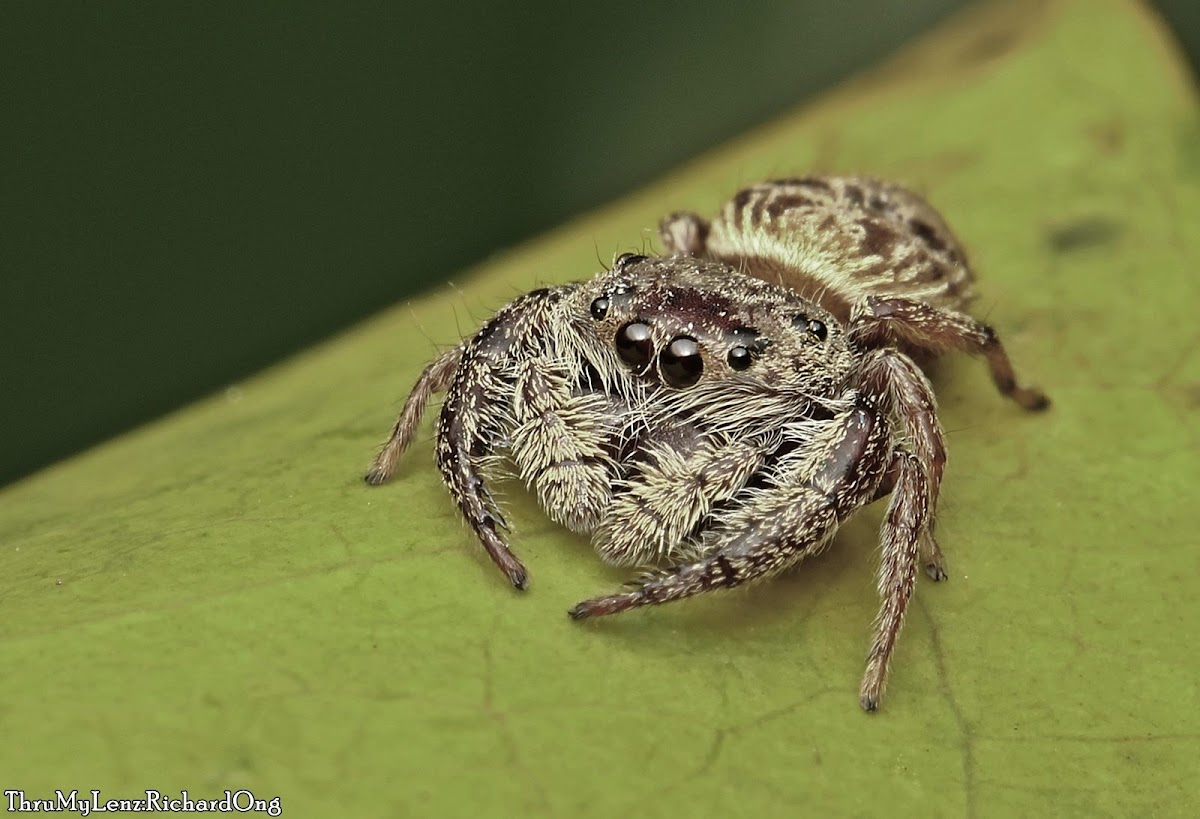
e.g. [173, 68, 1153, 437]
[661, 176, 977, 322]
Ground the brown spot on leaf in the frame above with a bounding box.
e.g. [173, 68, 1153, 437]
[957, 29, 1019, 65]
[1183, 383, 1200, 410]
[1046, 218, 1122, 253]
[1087, 119, 1125, 155]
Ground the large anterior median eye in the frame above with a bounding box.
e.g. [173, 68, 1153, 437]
[615, 321, 654, 369]
[660, 336, 703, 388]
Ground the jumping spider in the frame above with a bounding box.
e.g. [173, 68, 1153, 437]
[366, 176, 1048, 711]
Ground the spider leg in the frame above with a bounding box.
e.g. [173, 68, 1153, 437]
[570, 400, 891, 620]
[857, 347, 947, 581]
[658, 211, 710, 256]
[850, 296, 1050, 411]
[871, 449, 946, 582]
[860, 449, 928, 711]
[592, 435, 768, 566]
[568, 492, 835, 619]
[433, 287, 577, 589]
[437, 364, 527, 588]
[920, 530, 947, 583]
[508, 361, 619, 533]
[858, 347, 945, 494]
[364, 345, 463, 485]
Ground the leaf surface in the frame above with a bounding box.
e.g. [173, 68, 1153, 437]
[3, 1, 1198, 816]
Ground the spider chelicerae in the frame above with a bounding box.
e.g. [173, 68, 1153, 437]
[365, 177, 1049, 710]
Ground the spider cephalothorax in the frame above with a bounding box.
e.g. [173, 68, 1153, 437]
[365, 177, 1048, 711]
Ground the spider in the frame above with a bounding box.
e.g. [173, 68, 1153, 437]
[365, 177, 1049, 711]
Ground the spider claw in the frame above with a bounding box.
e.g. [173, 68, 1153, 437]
[507, 565, 529, 590]
[1018, 387, 1051, 412]
[568, 593, 637, 619]
[925, 562, 949, 582]
[487, 546, 528, 590]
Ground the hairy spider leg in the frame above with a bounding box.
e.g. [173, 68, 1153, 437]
[434, 290, 582, 589]
[851, 296, 1050, 411]
[855, 346, 947, 581]
[507, 358, 621, 534]
[573, 400, 926, 710]
[860, 449, 928, 711]
[593, 436, 768, 566]
[568, 403, 890, 616]
[364, 345, 463, 486]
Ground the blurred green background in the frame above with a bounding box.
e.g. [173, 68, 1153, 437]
[2, 0, 1197, 487]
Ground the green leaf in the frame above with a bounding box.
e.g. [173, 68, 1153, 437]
[3, 0, 1197, 816]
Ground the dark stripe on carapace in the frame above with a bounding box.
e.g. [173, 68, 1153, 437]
[732, 188, 755, 226]
[908, 219, 948, 252]
[638, 287, 747, 335]
[772, 177, 833, 193]
[858, 217, 897, 258]
[898, 260, 948, 284]
[842, 184, 865, 208]
[764, 194, 817, 221]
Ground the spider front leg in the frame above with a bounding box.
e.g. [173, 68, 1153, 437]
[574, 408, 880, 624]
[433, 288, 577, 589]
[568, 478, 840, 619]
[569, 402, 893, 618]
[365, 345, 463, 485]
[436, 355, 528, 589]
[851, 296, 1049, 411]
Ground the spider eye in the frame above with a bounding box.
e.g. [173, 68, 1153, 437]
[660, 336, 703, 388]
[615, 321, 654, 369]
[614, 252, 647, 271]
[727, 345, 752, 371]
[589, 296, 610, 320]
[792, 313, 828, 342]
